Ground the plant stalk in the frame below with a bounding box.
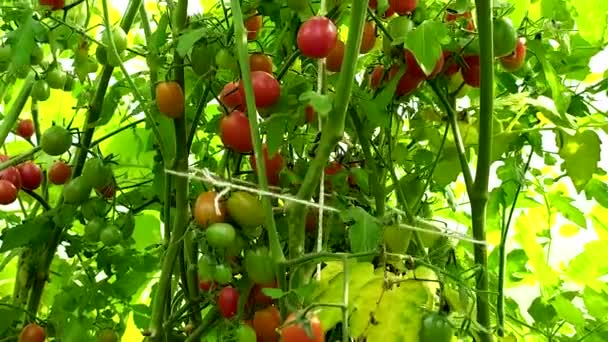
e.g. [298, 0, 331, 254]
[0, 74, 35, 147]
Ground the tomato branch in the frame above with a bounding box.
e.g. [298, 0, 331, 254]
[0, 147, 41, 172]
[0, 74, 34, 147]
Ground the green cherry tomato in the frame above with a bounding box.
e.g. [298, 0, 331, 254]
[85, 217, 106, 242]
[244, 247, 275, 284]
[198, 255, 216, 280]
[46, 68, 67, 89]
[236, 325, 257, 342]
[96, 46, 108, 65]
[215, 48, 238, 72]
[493, 17, 517, 58]
[226, 191, 265, 229]
[115, 213, 135, 238]
[82, 158, 112, 188]
[100, 224, 121, 246]
[63, 176, 92, 205]
[102, 26, 128, 53]
[81, 197, 108, 220]
[206, 222, 236, 248]
[41, 125, 72, 156]
[191, 41, 217, 75]
[98, 329, 118, 342]
[30, 44, 43, 65]
[383, 225, 412, 254]
[225, 233, 245, 257]
[15, 64, 31, 79]
[419, 312, 453, 342]
[31, 80, 51, 101]
[213, 264, 233, 284]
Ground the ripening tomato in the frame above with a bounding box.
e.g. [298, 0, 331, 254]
[326, 40, 345, 72]
[250, 53, 273, 74]
[389, 0, 418, 15]
[493, 17, 518, 58]
[442, 51, 460, 77]
[156, 81, 185, 119]
[238, 71, 281, 108]
[369, 65, 385, 90]
[39, 0, 64, 10]
[305, 105, 316, 123]
[49, 161, 71, 185]
[0, 155, 8, 162]
[220, 111, 253, 153]
[250, 145, 284, 186]
[500, 37, 526, 71]
[194, 191, 227, 228]
[0, 180, 18, 205]
[369, 0, 377, 9]
[445, 10, 474, 30]
[245, 13, 263, 40]
[218, 286, 239, 318]
[226, 191, 265, 229]
[280, 313, 324, 342]
[360, 21, 376, 54]
[461, 55, 480, 88]
[253, 306, 281, 342]
[95, 180, 116, 199]
[297, 16, 338, 58]
[199, 280, 215, 292]
[220, 82, 245, 111]
[19, 323, 45, 342]
[97, 329, 118, 342]
[18, 162, 42, 190]
[16, 119, 34, 139]
[0, 167, 22, 190]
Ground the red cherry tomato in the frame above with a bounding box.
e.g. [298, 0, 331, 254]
[404, 50, 426, 79]
[49, 161, 71, 185]
[250, 145, 284, 186]
[427, 52, 445, 79]
[297, 16, 338, 59]
[442, 51, 460, 77]
[248, 281, 277, 308]
[305, 105, 315, 123]
[39, 0, 64, 10]
[324, 161, 344, 176]
[253, 306, 281, 342]
[389, 0, 418, 15]
[396, 72, 425, 97]
[18, 162, 42, 190]
[325, 40, 345, 73]
[461, 55, 480, 87]
[220, 111, 253, 153]
[500, 37, 527, 71]
[250, 53, 273, 74]
[0, 179, 18, 205]
[369, 0, 377, 9]
[245, 13, 263, 40]
[96, 181, 116, 199]
[16, 119, 35, 139]
[19, 323, 45, 342]
[0, 155, 8, 162]
[360, 21, 377, 54]
[218, 286, 239, 318]
[220, 82, 245, 112]
[239, 71, 281, 109]
[369, 65, 385, 90]
[0, 166, 22, 190]
[199, 280, 216, 292]
[280, 313, 324, 342]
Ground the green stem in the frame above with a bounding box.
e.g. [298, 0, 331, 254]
[138, 4, 158, 98]
[90, 118, 145, 146]
[413, 124, 449, 214]
[186, 86, 211, 152]
[0, 147, 42, 172]
[471, 0, 494, 340]
[183, 307, 220, 342]
[0, 74, 35, 147]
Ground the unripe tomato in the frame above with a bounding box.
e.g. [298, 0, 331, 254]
[41, 125, 72, 156]
[62, 176, 92, 204]
[500, 37, 526, 71]
[244, 247, 275, 284]
[102, 26, 128, 54]
[49, 161, 71, 184]
[191, 42, 217, 76]
[0, 180, 18, 205]
[461, 55, 480, 87]
[369, 65, 385, 90]
[213, 263, 233, 284]
[389, 0, 418, 15]
[31, 80, 50, 101]
[85, 217, 106, 242]
[244, 13, 263, 40]
[156, 81, 185, 119]
[216, 49, 239, 72]
[226, 191, 265, 229]
[493, 17, 518, 58]
[194, 191, 227, 228]
[82, 158, 112, 189]
[250, 145, 284, 186]
[18, 162, 42, 190]
[236, 325, 257, 342]
[19, 323, 45, 342]
[16, 119, 34, 139]
[238, 71, 281, 108]
[206, 222, 237, 248]
[30, 45, 43, 66]
[253, 306, 281, 342]
[250, 53, 273, 74]
[220, 111, 253, 153]
[360, 21, 377, 54]
[297, 16, 338, 58]
[97, 329, 118, 342]
[325, 40, 345, 72]
[39, 0, 64, 10]
[218, 286, 239, 318]
[280, 313, 324, 342]
[419, 312, 453, 342]
[220, 82, 245, 111]
[100, 224, 121, 246]
[0, 166, 22, 190]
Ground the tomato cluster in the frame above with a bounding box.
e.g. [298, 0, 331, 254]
[0, 156, 43, 205]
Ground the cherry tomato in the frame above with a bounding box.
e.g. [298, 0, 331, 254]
[238, 71, 281, 108]
[250, 53, 273, 74]
[206, 222, 237, 248]
[98, 329, 118, 342]
[326, 40, 345, 73]
[369, 65, 385, 90]
[442, 51, 460, 77]
[404, 50, 426, 79]
[199, 280, 215, 292]
[213, 264, 233, 284]
[16, 119, 34, 139]
[46, 68, 67, 89]
[324, 161, 344, 176]
[369, 0, 377, 9]
[220, 111, 253, 153]
[226, 191, 265, 229]
[19, 323, 45, 342]
[39, 0, 64, 10]
[31, 80, 50, 101]
[82, 158, 112, 189]
[84, 217, 105, 242]
[0, 180, 18, 205]
[305, 105, 315, 123]
[96, 181, 116, 199]
[244, 13, 263, 40]
[191, 41, 217, 76]
[419, 312, 453, 342]
[250, 145, 284, 186]
[297, 16, 338, 58]
[461, 55, 480, 88]
[156, 81, 184, 119]
[360, 21, 376, 54]
[102, 26, 128, 54]
[48, 161, 71, 185]
[18, 162, 42, 190]
[493, 17, 518, 58]
[220, 82, 245, 111]
[41, 126, 72, 156]
[253, 306, 281, 342]
[194, 191, 227, 228]
[426, 52, 445, 79]
[500, 37, 526, 71]
[236, 324, 257, 342]
[248, 281, 277, 308]
[280, 313, 324, 342]
[100, 224, 121, 246]
[62, 176, 92, 204]
[389, 0, 418, 15]
[218, 286, 239, 318]
[244, 247, 275, 285]
[0, 167, 22, 190]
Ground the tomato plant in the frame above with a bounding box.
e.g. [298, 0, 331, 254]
[17, 162, 42, 191]
[280, 313, 324, 342]
[206, 222, 237, 248]
[220, 111, 253, 153]
[0, 179, 18, 205]
[156, 81, 185, 118]
[500, 37, 527, 71]
[194, 191, 227, 228]
[297, 16, 338, 58]
[326, 40, 345, 73]
[18, 323, 45, 342]
[40, 126, 71, 156]
[16, 119, 34, 139]
[238, 71, 281, 109]
[250, 145, 284, 186]
[419, 313, 453, 342]
[250, 53, 273, 74]
[218, 286, 239, 318]
[226, 191, 265, 229]
[244, 247, 275, 284]
[253, 305, 281, 342]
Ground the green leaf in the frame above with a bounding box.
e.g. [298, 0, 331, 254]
[558, 130, 601, 192]
[264, 114, 289, 156]
[299, 92, 332, 116]
[361, 66, 404, 128]
[0, 307, 17, 336]
[176, 27, 207, 57]
[567, 240, 608, 290]
[584, 178, 608, 208]
[0, 217, 53, 252]
[342, 207, 381, 253]
[132, 214, 161, 251]
[549, 192, 587, 228]
[551, 295, 586, 329]
[527, 41, 571, 116]
[570, 0, 608, 44]
[528, 297, 557, 326]
[583, 286, 608, 319]
[404, 20, 448, 75]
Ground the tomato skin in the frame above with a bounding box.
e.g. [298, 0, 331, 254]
[500, 37, 526, 71]
[82, 158, 112, 189]
[389, 0, 418, 15]
[41, 126, 72, 156]
[39, 0, 64, 10]
[226, 191, 265, 229]
[280, 313, 324, 342]
[220, 111, 253, 154]
[218, 286, 240, 318]
[244, 247, 275, 285]
[84, 217, 105, 242]
[220, 82, 245, 111]
[31, 80, 50, 101]
[369, 0, 377, 9]
[18, 162, 42, 190]
[297, 16, 338, 58]
[19, 323, 45, 342]
[326, 40, 345, 72]
[461, 55, 480, 88]
[250, 53, 273, 74]
[16, 119, 34, 139]
[46, 68, 67, 89]
[194, 191, 227, 228]
[62, 176, 92, 204]
[0, 167, 22, 190]
[98, 329, 118, 342]
[100, 224, 121, 246]
[245, 13, 263, 40]
[48, 161, 71, 185]
[250, 145, 284, 186]
[156, 81, 185, 119]
[493, 17, 518, 58]
[360, 21, 376, 54]
[239, 71, 281, 109]
[324, 161, 344, 176]
[305, 105, 315, 123]
[207, 222, 237, 248]
[199, 280, 215, 292]
[0, 180, 18, 205]
[236, 324, 257, 342]
[442, 51, 460, 77]
[404, 50, 426, 79]
[213, 264, 233, 284]
[419, 312, 453, 342]
[396, 69, 425, 97]
[253, 306, 281, 342]
[369, 65, 385, 90]
[248, 281, 277, 308]
[426, 52, 445, 79]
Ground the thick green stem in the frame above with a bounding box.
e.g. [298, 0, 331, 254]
[0, 74, 34, 147]
[0, 147, 42, 172]
[471, 0, 494, 340]
[286, 0, 369, 265]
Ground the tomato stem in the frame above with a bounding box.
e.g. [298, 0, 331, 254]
[0, 73, 34, 147]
